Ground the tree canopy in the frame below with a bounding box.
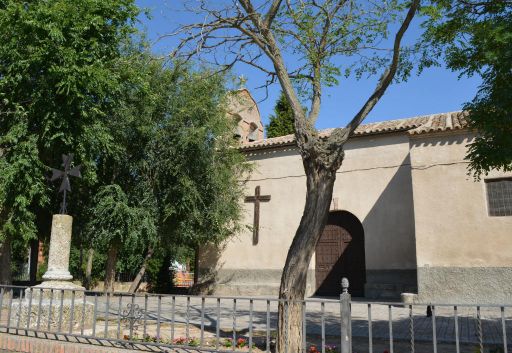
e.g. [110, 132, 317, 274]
[266, 92, 296, 138]
[82, 60, 248, 291]
[146, 69, 248, 247]
[422, 0, 512, 178]
[0, 0, 248, 287]
[0, 0, 139, 245]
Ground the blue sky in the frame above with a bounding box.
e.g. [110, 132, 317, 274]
[136, 1, 481, 131]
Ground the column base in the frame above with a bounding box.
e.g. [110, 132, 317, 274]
[11, 282, 94, 330]
[30, 281, 86, 300]
[42, 270, 73, 281]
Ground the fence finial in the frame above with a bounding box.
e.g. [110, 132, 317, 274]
[341, 277, 349, 293]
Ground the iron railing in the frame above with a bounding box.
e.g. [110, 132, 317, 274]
[0, 284, 510, 353]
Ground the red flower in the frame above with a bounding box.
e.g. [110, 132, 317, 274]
[236, 338, 247, 347]
[309, 345, 319, 353]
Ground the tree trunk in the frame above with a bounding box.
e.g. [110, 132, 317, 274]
[78, 239, 84, 282]
[194, 246, 199, 284]
[104, 243, 119, 293]
[29, 239, 38, 285]
[277, 163, 337, 353]
[0, 235, 12, 285]
[84, 248, 94, 290]
[128, 247, 153, 293]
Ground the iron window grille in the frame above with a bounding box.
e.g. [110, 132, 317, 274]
[485, 178, 512, 217]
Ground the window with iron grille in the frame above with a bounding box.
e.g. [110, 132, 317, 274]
[485, 178, 512, 216]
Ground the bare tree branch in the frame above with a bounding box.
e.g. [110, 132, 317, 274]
[308, 0, 349, 124]
[264, 0, 283, 28]
[237, 0, 311, 145]
[328, 0, 420, 146]
[168, 0, 420, 160]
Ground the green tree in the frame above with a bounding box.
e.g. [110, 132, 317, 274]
[422, 0, 512, 178]
[148, 69, 247, 249]
[0, 0, 247, 292]
[82, 56, 248, 292]
[172, 1, 420, 351]
[81, 51, 165, 292]
[0, 0, 140, 284]
[85, 185, 156, 292]
[266, 92, 296, 138]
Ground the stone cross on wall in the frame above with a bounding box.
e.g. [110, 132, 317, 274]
[244, 186, 271, 245]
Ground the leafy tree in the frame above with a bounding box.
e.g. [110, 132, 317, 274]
[80, 51, 164, 292]
[422, 0, 512, 178]
[0, 0, 140, 284]
[84, 185, 156, 292]
[266, 92, 296, 138]
[147, 68, 248, 250]
[172, 1, 420, 352]
[81, 55, 248, 292]
[0, 0, 247, 292]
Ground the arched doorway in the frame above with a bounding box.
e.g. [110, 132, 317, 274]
[315, 211, 366, 297]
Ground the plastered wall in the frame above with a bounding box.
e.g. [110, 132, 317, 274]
[200, 133, 418, 296]
[410, 132, 512, 303]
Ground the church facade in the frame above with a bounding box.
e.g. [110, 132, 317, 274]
[198, 90, 512, 304]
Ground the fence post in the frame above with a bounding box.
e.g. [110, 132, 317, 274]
[340, 277, 351, 353]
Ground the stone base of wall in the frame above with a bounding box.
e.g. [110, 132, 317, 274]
[201, 268, 419, 298]
[417, 266, 512, 304]
[365, 269, 418, 299]
[91, 282, 148, 293]
[202, 269, 317, 297]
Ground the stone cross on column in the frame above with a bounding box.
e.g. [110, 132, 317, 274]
[244, 186, 271, 245]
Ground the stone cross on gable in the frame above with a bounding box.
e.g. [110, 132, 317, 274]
[244, 186, 271, 245]
[238, 75, 247, 89]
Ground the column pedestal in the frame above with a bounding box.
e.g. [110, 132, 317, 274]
[16, 214, 94, 329]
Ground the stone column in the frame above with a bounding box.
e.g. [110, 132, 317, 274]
[42, 214, 73, 281]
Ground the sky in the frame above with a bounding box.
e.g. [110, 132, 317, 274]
[135, 0, 481, 131]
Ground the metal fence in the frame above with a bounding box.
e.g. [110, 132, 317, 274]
[0, 284, 510, 353]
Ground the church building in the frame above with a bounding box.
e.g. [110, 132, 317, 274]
[198, 89, 512, 304]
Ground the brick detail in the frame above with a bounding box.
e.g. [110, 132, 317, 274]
[0, 332, 160, 353]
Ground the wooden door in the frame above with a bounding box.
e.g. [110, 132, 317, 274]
[315, 224, 352, 295]
[315, 212, 366, 297]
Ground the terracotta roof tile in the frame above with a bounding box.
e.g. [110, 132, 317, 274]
[408, 111, 469, 135]
[240, 111, 468, 150]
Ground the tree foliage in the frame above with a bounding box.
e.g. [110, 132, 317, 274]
[0, 0, 139, 245]
[0, 0, 248, 288]
[86, 185, 156, 250]
[266, 92, 296, 138]
[422, 0, 512, 178]
[84, 56, 248, 262]
[147, 69, 248, 247]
